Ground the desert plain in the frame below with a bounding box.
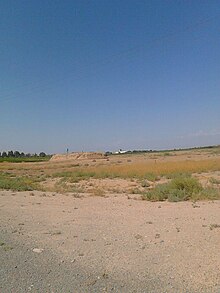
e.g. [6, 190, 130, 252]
[0, 147, 220, 292]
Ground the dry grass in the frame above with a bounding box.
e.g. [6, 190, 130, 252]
[85, 158, 220, 180]
[89, 188, 105, 197]
[0, 149, 219, 179]
[1, 152, 220, 194]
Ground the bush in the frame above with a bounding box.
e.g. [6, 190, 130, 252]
[142, 175, 219, 202]
[0, 173, 40, 191]
[169, 176, 203, 194]
[143, 184, 169, 201]
[192, 187, 220, 201]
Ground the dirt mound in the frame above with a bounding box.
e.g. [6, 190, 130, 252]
[50, 152, 105, 162]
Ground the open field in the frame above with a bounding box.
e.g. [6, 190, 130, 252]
[0, 147, 220, 292]
[0, 147, 220, 201]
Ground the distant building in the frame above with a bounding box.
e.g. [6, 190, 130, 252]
[114, 149, 129, 154]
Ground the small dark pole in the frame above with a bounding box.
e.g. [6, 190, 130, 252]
[67, 148, 69, 155]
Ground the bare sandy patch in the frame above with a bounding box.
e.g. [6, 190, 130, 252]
[0, 190, 220, 292]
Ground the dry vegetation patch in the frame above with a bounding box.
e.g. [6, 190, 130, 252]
[0, 149, 220, 200]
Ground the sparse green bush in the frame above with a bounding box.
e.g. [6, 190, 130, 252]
[169, 176, 203, 194]
[142, 175, 219, 202]
[0, 173, 41, 191]
[209, 177, 220, 184]
[143, 184, 170, 201]
[191, 187, 220, 201]
[166, 189, 189, 202]
[144, 173, 160, 182]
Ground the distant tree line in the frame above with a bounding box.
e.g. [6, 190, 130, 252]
[0, 151, 47, 158]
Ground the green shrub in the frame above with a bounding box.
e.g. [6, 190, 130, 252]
[166, 189, 189, 202]
[143, 184, 169, 201]
[169, 176, 203, 194]
[191, 187, 220, 201]
[142, 175, 219, 202]
[0, 173, 40, 191]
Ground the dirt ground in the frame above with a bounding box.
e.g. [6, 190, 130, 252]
[1, 148, 220, 292]
[0, 190, 220, 293]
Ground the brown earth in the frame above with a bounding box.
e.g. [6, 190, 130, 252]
[1, 148, 220, 292]
[0, 191, 220, 292]
[50, 152, 105, 162]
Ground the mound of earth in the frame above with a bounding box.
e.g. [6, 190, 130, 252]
[50, 152, 105, 162]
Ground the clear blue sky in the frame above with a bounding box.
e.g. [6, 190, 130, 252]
[1, 0, 220, 153]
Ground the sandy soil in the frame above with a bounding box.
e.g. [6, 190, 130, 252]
[50, 152, 105, 162]
[1, 190, 220, 292]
